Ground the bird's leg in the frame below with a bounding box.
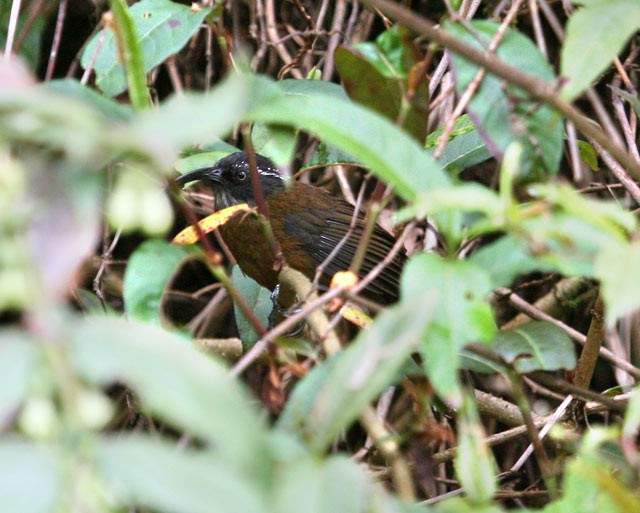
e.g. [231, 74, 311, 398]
[268, 284, 305, 335]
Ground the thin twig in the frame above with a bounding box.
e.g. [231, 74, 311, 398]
[4, 0, 23, 61]
[45, 0, 68, 80]
[434, 0, 525, 160]
[322, 0, 347, 80]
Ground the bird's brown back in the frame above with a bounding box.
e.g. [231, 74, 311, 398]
[218, 181, 405, 304]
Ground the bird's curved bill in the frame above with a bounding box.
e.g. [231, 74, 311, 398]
[175, 166, 222, 186]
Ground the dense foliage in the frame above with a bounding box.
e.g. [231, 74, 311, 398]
[1, 0, 640, 512]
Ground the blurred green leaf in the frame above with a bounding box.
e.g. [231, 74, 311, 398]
[528, 184, 636, 237]
[446, 20, 563, 180]
[44, 79, 133, 120]
[521, 214, 615, 277]
[175, 144, 238, 174]
[70, 316, 269, 476]
[544, 429, 640, 513]
[401, 254, 496, 405]
[0, 6, 44, 70]
[131, 71, 249, 167]
[81, 0, 211, 97]
[123, 239, 189, 324]
[106, 165, 173, 235]
[27, 160, 104, 300]
[469, 235, 545, 289]
[0, 80, 116, 166]
[232, 266, 273, 350]
[435, 498, 504, 513]
[278, 296, 435, 452]
[561, 0, 640, 100]
[271, 456, 368, 513]
[99, 434, 266, 513]
[490, 321, 576, 373]
[595, 241, 640, 325]
[455, 396, 497, 504]
[0, 438, 61, 513]
[623, 386, 640, 440]
[397, 183, 503, 225]
[0, 330, 37, 427]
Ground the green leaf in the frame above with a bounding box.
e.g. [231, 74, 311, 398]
[455, 396, 497, 504]
[561, 0, 640, 100]
[278, 296, 435, 452]
[445, 20, 563, 180]
[306, 141, 357, 167]
[490, 321, 576, 373]
[277, 78, 349, 100]
[123, 239, 189, 324]
[578, 140, 599, 171]
[246, 75, 450, 202]
[251, 122, 298, 166]
[81, 0, 211, 97]
[427, 115, 492, 174]
[353, 25, 416, 79]
[335, 46, 428, 142]
[99, 434, 266, 513]
[108, 0, 150, 110]
[232, 266, 273, 350]
[473, 233, 560, 289]
[401, 254, 496, 404]
[336, 47, 404, 121]
[595, 241, 640, 324]
[0, 330, 37, 426]
[431, 128, 493, 174]
[0, 439, 61, 513]
[70, 316, 269, 476]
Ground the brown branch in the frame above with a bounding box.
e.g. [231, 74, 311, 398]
[572, 294, 605, 389]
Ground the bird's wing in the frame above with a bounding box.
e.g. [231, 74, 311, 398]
[283, 198, 405, 302]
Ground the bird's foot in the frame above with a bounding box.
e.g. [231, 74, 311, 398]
[268, 285, 305, 335]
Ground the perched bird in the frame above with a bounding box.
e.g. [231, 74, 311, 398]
[176, 151, 405, 304]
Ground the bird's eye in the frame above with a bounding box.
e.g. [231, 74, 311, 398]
[235, 170, 247, 181]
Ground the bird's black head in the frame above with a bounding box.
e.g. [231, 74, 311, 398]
[176, 152, 286, 208]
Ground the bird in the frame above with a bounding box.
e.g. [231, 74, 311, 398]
[175, 151, 405, 304]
